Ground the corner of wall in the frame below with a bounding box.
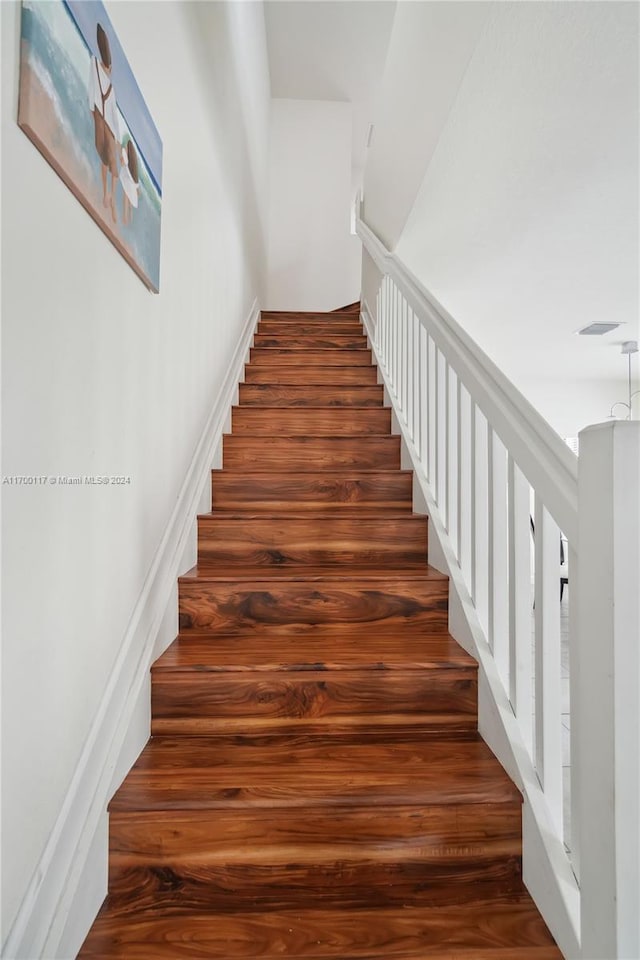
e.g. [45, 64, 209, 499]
[1, 301, 260, 960]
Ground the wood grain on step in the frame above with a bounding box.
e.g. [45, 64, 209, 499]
[151, 669, 476, 735]
[211, 470, 412, 511]
[109, 804, 517, 859]
[178, 575, 449, 634]
[152, 632, 477, 673]
[78, 294, 562, 960]
[223, 435, 401, 470]
[110, 736, 521, 809]
[332, 301, 361, 313]
[258, 321, 363, 336]
[250, 348, 372, 366]
[231, 407, 391, 436]
[105, 852, 521, 915]
[245, 364, 379, 384]
[180, 563, 444, 581]
[254, 334, 368, 349]
[238, 383, 383, 407]
[260, 310, 362, 321]
[80, 897, 561, 959]
[196, 514, 426, 565]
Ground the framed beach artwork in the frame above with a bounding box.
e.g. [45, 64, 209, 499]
[18, 0, 162, 292]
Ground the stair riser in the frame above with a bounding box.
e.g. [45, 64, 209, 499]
[258, 322, 363, 336]
[231, 407, 391, 437]
[254, 335, 367, 349]
[151, 670, 476, 736]
[238, 384, 384, 407]
[178, 579, 449, 634]
[111, 804, 518, 854]
[197, 516, 427, 566]
[106, 860, 522, 913]
[250, 349, 372, 366]
[245, 365, 379, 384]
[261, 311, 360, 321]
[211, 472, 413, 512]
[223, 436, 400, 470]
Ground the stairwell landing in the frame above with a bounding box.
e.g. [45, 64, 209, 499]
[79, 308, 562, 959]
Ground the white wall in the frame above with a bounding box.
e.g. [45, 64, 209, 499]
[266, 98, 360, 311]
[1, 0, 270, 950]
[392, 2, 639, 424]
[363, 1, 492, 251]
[517, 377, 637, 440]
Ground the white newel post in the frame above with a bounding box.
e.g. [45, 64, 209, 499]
[576, 421, 640, 960]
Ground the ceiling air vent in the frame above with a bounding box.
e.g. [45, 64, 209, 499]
[576, 322, 622, 336]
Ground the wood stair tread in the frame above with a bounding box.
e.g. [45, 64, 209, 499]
[153, 633, 477, 672]
[261, 310, 362, 319]
[224, 432, 397, 437]
[179, 564, 445, 581]
[200, 510, 422, 519]
[80, 899, 561, 959]
[237, 385, 384, 407]
[109, 735, 521, 812]
[233, 405, 385, 411]
[213, 468, 410, 476]
[244, 366, 380, 384]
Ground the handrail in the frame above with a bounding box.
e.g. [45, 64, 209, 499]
[357, 218, 578, 544]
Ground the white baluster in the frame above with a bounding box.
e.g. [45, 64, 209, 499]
[474, 410, 489, 638]
[444, 362, 450, 531]
[447, 368, 459, 549]
[458, 385, 472, 584]
[394, 284, 400, 399]
[426, 335, 434, 483]
[533, 495, 563, 836]
[417, 323, 426, 465]
[508, 455, 532, 756]
[402, 297, 408, 418]
[470, 401, 477, 603]
[456, 377, 463, 566]
[433, 346, 440, 505]
[488, 429, 509, 688]
[408, 309, 416, 444]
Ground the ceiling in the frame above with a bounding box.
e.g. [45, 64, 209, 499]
[264, 1, 396, 181]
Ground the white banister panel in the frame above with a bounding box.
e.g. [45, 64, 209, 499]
[362, 226, 589, 951]
[403, 298, 409, 418]
[436, 351, 447, 522]
[446, 368, 459, 544]
[488, 429, 509, 688]
[533, 495, 563, 838]
[426, 336, 435, 488]
[416, 324, 425, 462]
[394, 285, 400, 397]
[474, 409, 490, 640]
[410, 309, 418, 445]
[508, 456, 533, 758]
[458, 385, 473, 586]
[470, 401, 477, 603]
[359, 218, 578, 544]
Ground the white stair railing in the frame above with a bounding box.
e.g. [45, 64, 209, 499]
[358, 216, 640, 960]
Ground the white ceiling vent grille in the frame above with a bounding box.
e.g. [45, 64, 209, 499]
[576, 322, 622, 336]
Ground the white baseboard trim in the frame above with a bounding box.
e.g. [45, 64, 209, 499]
[361, 303, 581, 960]
[2, 299, 260, 960]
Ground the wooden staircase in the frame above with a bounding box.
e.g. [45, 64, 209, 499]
[79, 309, 562, 958]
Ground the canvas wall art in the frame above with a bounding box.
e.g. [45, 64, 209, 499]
[18, 0, 162, 292]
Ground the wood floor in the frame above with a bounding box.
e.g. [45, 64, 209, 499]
[79, 309, 562, 958]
